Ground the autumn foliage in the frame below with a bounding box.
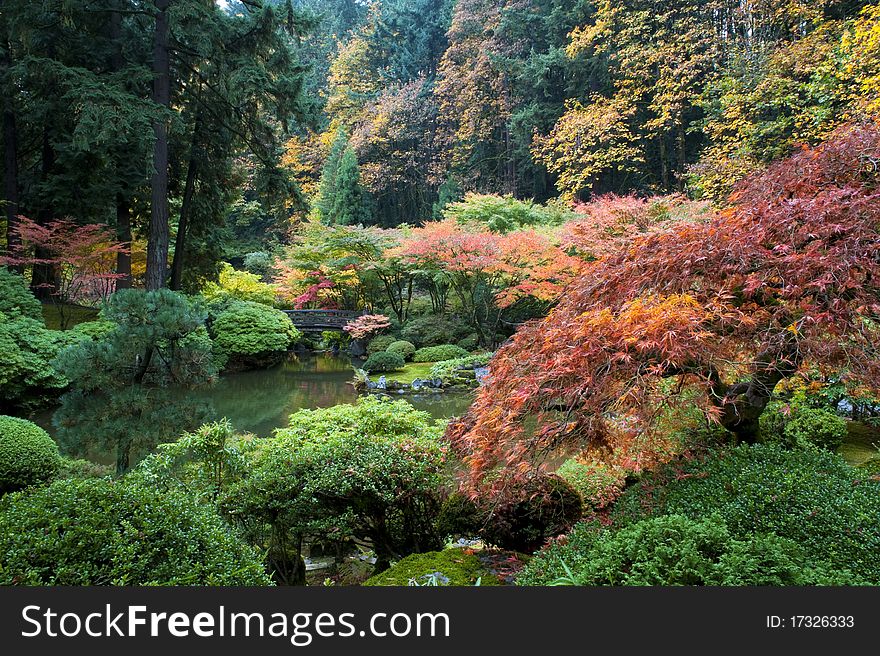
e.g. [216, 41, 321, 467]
[448, 122, 880, 493]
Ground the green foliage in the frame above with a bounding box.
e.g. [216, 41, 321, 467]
[53, 289, 218, 473]
[556, 458, 626, 508]
[429, 352, 492, 384]
[313, 128, 372, 226]
[0, 416, 61, 495]
[366, 334, 398, 354]
[56, 457, 113, 481]
[480, 475, 584, 553]
[221, 397, 446, 581]
[760, 401, 847, 451]
[518, 515, 857, 586]
[69, 320, 117, 340]
[400, 315, 474, 348]
[0, 312, 82, 409]
[202, 263, 277, 306]
[385, 340, 416, 361]
[0, 478, 271, 585]
[443, 194, 573, 234]
[363, 548, 499, 586]
[132, 420, 254, 504]
[208, 299, 300, 366]
[242, 251, 273, 278]
[610, 444, 880, 582]
[0, 269, 42, 320]
[413, 344, 470, 363]
[363, 351, 406, 373]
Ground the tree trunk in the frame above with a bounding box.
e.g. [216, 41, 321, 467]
[146, 0, 171, 291]
[31, 129, 58, 300]
[115, 195, 133, 289]
[169, 111, 202, 291]
[2, 84, 19, 270]
[110, 5, 132, 289]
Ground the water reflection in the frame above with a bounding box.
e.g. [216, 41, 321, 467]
[34, 353, 474, 467]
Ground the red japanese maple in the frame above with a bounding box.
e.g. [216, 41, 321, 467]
[448, 122, 880, 492]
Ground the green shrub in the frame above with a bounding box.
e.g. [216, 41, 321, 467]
[202, 263, 276, 306]
[386, 340, 416, 361]
[857, 458, 880, 477]
[456, 334, 480, 351]
[209, 300, 300, 367]
[0, 416, 61, 494]
[400, 315, 474, 348]
[429, 353, 492, 384]
[442, 193, 571, 234]
[56, 457, 113, 480]
[481, 475, 583, 552]
[413, 344, 470, 363]
[0, 269, 42, 320]
[363, 351, 406, 373]
[557, 458, 626, 508]
[242, 251, 273, 278]
[363, 548, 499, 586]
[222, 397, 446, 580]
[0, 314, 75, 409]
[518, 515, 857, 586]
[69, 319, 117, 340]
[0, 478, 270, 585]
[610, 444, 880, 582]
[366, 334, 397, 354]
[436, 492, 484, 539]
[760, 401, 847, 450]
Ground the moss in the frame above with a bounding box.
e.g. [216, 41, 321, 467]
[382, 363, 436, 384]
[363, 548, 500, 586]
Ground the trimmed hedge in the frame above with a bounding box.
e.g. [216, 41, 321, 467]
[209, 300, 300, 367]
[413, 344, 470, 363]
[0, 416, 61, 494]
[386, 340, 416, 361]
[363, 351, 406, 373]
[0, 478, 272, 585]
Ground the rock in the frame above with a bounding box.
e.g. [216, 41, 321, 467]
[350, 338, 367, 358]
[376, 375, 387, 390]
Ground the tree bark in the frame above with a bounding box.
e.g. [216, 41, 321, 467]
[2, 78, 19, 270]
[110, 5, 132, 289]
[169, 111, 202, 291]
[31, 128, 58, 300]
[146, 0, 171, 291]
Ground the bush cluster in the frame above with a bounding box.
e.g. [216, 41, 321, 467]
[610, 444, 880, 582]
[202, 263, 276, 306]
[0, 416, 61, 495]
[413, 344, 470, 363]
[208, 300, 300, 367]
[0, 478, 271, 585]
[385, 340, 416, 361]
[400, 315, 474, 348]
[518, 514, 856, 586]
[366, 334, 397, 354]
[556, 458, 626, 508]
[760, 401, 847, 451]
[363, 351, 406, 373]
[0, 269, 42, 320]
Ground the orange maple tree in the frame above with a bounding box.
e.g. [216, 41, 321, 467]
[448, 122, 880, 492]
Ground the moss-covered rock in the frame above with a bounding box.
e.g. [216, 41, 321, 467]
[363, 548, 500, 586]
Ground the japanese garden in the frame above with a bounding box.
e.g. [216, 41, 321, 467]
[1, 0, 879, 587]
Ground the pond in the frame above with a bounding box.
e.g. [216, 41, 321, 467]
[31, 353, 475, 467]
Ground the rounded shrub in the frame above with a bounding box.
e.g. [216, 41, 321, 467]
[366, 334, 397, 354]
[363, 548, 499, 586]
[760, 402, 847, 451]
[0, 416, 61, 494]
[386, 340, 416, 361]
[0, 269, 42, 320]
[363, 350, 406, 373]
[208, 299, 300, 369]
[517, 514, 857, 586]
[0, 478, 271, 585]
[481, 475, 583, 552]
[400, 315, 473, 348]
[610, 443, 880, 582]
[413, 344, 470, 363]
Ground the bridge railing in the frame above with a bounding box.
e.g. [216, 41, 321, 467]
[280, 309, 364, 329]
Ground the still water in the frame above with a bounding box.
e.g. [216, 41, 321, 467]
[32, 353, 474, 467]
